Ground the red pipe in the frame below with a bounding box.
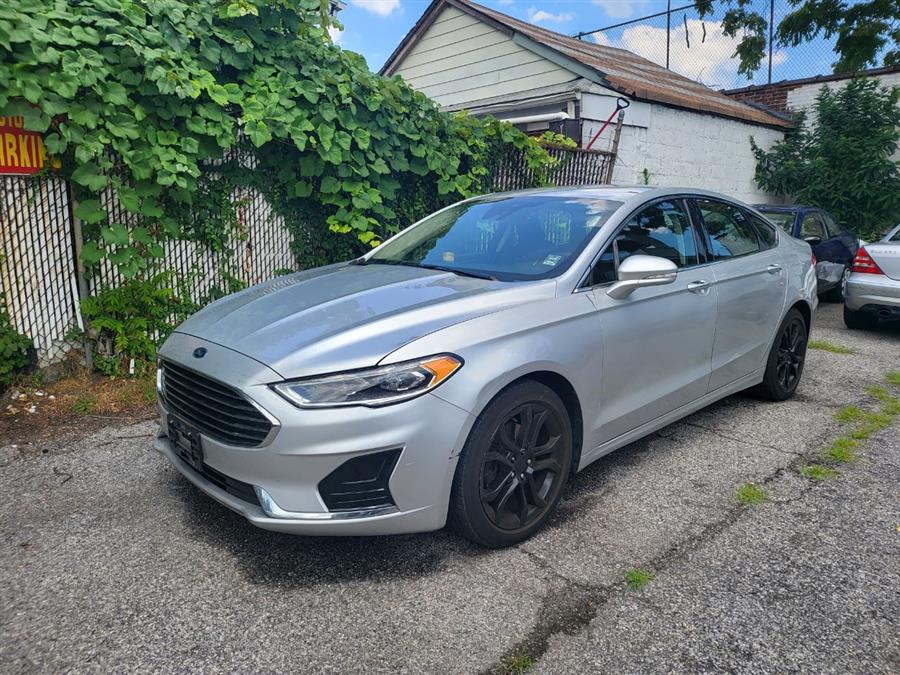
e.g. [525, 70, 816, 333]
[585, 97, 630, 151]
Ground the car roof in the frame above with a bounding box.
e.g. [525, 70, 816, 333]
[485, 185, 750, 204]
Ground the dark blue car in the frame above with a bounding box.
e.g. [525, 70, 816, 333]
[756, 205, 859, 302]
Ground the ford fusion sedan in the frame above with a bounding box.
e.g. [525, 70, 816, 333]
[843, 224, 900, 329]
[155, 187, 817, 547]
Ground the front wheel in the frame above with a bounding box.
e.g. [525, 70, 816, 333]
[449, 380, 573, 548]
[754, 308, 808, 401]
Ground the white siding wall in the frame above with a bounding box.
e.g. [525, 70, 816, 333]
[608, 104, 785, 204]
[393, 6, 577, 108]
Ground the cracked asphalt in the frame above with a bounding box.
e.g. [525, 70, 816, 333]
[1, 303, 898, 674]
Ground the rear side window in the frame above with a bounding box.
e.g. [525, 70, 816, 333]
[749, 213, 777, 249]
[821, 212, 840, 237]
[695, 199, 761, 259]
[589, 199, 699, 285]
[800, 213, 827, 241]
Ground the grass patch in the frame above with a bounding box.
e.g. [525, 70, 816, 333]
[849, 412, 894, 440]
[499, 654, 534, 674]
[801, 464, 839, 481]
[866, 385, 892, 403]
[735, 483, 767, 505]
[886, 372, 900, 386]
[823, 437, 859, 463]
[71, 395, 98, 415]
[834, 405, 865, 423]
[807, 339, 856, 354]
[625, 568, 655, 590]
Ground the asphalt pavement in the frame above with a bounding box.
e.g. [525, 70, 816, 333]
[1, 302, 898, 674]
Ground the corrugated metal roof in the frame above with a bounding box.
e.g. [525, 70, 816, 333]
[382, 0, 792, 129]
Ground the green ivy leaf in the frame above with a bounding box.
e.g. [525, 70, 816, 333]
[74, 200, 108, 224]
[101, 223, 130, 246]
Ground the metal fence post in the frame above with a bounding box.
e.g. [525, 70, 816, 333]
[67, 185, 93, 369]
[666, 0, 671, 69]
[768, 0, 774, 84]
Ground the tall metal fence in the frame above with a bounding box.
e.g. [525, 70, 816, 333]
[0, 143, 619, 368]
[573, 0, 842, 90]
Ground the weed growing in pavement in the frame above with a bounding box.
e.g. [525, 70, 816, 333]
[834, 405, 865, 423]
[499, 653, 534, 674]
[885, 371, 900, 386]
[735, 483, 767, 505]
[823, 438, 859, 463]
[807, 339, 856, 354]
[625, 569, 655, 590]
[849, 412, 894, 439]
[801, 464, 839, 481]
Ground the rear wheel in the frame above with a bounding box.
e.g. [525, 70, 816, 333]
[449, 380, 573, 548]
[754, 308, 808, 401]
[843, 305, 877, 330]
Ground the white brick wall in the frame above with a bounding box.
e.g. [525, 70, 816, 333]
[607, 103, 785, 205]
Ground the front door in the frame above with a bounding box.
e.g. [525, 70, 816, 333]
[587, 198, 718, 446]
[694, 199, 787, 391]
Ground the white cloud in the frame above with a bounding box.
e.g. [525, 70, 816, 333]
[593, 18, 788, 89]
[527, 7, 574, 24]
[328, 25, 343, 43]
[352, 0, 400, 17]
[592, 0, 650, 20]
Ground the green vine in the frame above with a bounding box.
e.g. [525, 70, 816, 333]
[0, 292, 33, 391]
[1, 0, 557, 280]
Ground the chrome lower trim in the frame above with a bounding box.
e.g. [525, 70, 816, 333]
[254, 487, 400, 521]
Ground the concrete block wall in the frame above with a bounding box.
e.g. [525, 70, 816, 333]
[609, 103, 785, 204]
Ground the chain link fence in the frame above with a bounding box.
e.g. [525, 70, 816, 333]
[574, 0, 842, 90]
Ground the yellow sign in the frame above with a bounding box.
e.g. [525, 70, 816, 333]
[0, 115, 47, 175]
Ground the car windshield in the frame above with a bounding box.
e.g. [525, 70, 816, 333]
[759, 211, 795, 233]
[367, 195, 623, 281]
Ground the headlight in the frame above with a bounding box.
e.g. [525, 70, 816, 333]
[272, 354, 463, 408]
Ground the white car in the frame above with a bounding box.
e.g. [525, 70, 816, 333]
[844, 225, 900, 329]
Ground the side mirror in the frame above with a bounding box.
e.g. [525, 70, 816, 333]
[606, 254, 677, 299]
[803, 235, 822, 246]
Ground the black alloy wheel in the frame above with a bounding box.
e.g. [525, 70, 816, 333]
[450, 380, 573, 547]
[755, 307, 808, 401]
[480, 402, 566, 531]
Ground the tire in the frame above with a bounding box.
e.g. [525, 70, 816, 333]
[754, 308, 808, 401]
[449, 380, 573, 548]
[823, 266, 849, 303]
[843, 305, 876, 330]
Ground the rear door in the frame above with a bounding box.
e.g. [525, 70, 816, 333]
[587, 198, 718, 445]
[693, 198, 787, 391]
[802, 210, 844, 288]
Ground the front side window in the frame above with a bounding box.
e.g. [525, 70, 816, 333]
[590, 199, 698, 285]
[368, 195, 623, 282]
[800, 213, 827, 241]
[821, 212, 840, 238]
[696, 199, 761, 259]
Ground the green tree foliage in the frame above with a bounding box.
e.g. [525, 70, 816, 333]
[695, 0, 900, 77]
[751, 78, 900, 240]
[1, 0, 556, 279]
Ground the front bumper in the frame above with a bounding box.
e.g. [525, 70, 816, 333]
[155, 335, 475, 536]
[845, 274, 900, 313]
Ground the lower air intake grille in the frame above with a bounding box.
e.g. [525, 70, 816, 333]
[173, 444, 261, 507]
[318, 449, 401, 511]
[161, 360, 273, 447]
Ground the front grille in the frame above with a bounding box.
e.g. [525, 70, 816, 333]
[318, 449, 401, 511]
[161, 360, 273, 447]
[173, 443, 261, 506]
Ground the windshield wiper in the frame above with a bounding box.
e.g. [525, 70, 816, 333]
[415, 263, 497, 281]
[357, 258, 497, 281]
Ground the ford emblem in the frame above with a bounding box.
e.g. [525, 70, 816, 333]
[193, 347, 207, 358]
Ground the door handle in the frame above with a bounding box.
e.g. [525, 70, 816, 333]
[766, 264, 783, 274]
[687, 280, 711, 294]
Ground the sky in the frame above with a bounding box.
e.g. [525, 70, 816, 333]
[333, 0, 840, 90]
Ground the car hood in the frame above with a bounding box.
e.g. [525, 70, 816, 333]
[173, 262, 557, 378]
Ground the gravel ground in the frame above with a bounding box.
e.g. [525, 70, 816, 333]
[0, 302, 897, 674]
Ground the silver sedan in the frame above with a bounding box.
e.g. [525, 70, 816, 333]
[844, 224, 900, 329]
[155, 187, 817, 547]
